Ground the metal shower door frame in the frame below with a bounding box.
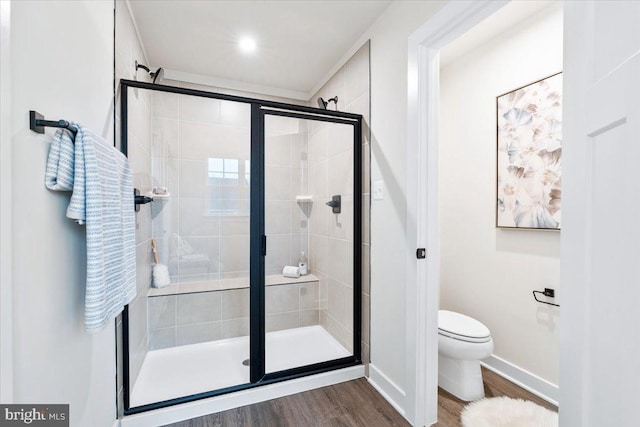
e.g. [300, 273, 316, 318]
[119, 79, 362, 415]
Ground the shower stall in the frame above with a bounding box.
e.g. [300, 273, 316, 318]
[119, 80, 362, 413]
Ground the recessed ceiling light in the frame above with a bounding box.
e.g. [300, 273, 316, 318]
[239, 36, 257, 54]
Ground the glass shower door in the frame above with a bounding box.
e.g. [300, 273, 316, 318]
[262, 111, 359, 374]
[121, 80, 362, 413]
[124, 84, 253, 409]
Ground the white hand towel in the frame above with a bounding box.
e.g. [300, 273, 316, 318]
[282, 266, 301, 278]
[45, 126, 136, 332]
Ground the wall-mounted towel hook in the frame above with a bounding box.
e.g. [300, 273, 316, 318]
[29, 110, 77, 138]
[532, 288, 559, 307]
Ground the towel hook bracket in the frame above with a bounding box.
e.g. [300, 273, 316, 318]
[29, 110, 77, 137]
[29, 110, 46, 134]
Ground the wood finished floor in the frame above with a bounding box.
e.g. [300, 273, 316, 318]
[435, 367, 557, 427]
[164, 378, 409, 427]
[165, 368, 557, 427]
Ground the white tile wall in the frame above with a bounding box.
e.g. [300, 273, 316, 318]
[146, 79, 312, 351]
[178, 122, 220, 160]
[151, 157, 180, 197]
[310, 41, 371, 359]
[265, 235, 292, 275]
[153, 92, 180, 119]
[219, 235, 249, 273]
[264, 114, 310, 276]
[179, 95, 220, 124]
[139, 39, 370, 365]
[151, 90, 252, 284]
[148, 281, 320, 349]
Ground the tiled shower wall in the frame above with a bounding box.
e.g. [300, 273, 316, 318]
[146, 82, 315, 348]
[146, 40, 371, 358]
[264, 117, 310, 276]
[308, 120, 355, 352]
[150, 92, 252, 283]
[148, 279, 320, 349]
[148, 289, 251, 349]
[114, 0, 153, 414]
[150, 86, 308, 284]
[310, 41, 371, 366]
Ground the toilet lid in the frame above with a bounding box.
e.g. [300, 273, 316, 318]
[438, 310, 491, 343]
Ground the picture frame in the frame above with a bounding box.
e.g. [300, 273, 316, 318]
[496, 72, 562, 230]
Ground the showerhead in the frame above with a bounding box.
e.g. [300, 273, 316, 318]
[135, 61, 164, 84]
[151, 67, 164, 84]
[317, 96, 338, 110]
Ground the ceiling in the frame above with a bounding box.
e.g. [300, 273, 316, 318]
[127, 0, 391, 99]
[440, 0, 558, 68]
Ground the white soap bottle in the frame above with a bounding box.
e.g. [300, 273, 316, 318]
[298, 251, 308, 275]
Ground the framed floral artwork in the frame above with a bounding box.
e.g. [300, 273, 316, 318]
[496, 72, 562, 230]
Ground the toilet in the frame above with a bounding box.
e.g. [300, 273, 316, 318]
[438, 310, 493, 401]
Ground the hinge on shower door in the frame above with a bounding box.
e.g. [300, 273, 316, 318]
[262, 235, 267, 256]
[416, 248, 426, 259]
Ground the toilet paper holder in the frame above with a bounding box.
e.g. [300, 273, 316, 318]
[532, 288, 559, 307]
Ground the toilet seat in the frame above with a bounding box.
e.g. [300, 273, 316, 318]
[438, 310, 491, 343]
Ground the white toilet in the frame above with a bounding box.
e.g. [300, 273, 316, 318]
[438, 310, 493, 401]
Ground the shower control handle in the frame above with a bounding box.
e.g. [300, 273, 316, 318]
[326, 195, 341, 214]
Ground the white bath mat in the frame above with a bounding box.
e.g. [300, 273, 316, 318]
[461, 396, 558, 427]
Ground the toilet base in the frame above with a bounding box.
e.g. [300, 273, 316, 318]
[438, 354, 485, 401]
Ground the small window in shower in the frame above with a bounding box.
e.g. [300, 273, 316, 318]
[207, 157, 250, 216]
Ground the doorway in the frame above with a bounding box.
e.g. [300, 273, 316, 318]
[405, 1, 564, 425]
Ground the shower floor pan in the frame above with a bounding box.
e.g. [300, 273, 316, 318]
[130, 325, 350, 407]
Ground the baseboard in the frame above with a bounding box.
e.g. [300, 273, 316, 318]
[481, 355, 559, 406]
[120, 365, 365, 427]
[368, 364, 406, 416]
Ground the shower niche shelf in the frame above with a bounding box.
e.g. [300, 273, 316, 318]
[295, 195, 313, 203]
[148, 274, 320, 297]
[150, 193, 170, 199]
[144, 190, 170, 200]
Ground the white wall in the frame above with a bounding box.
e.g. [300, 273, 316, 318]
[341, 0, 446, 413]
[10, 1, 116, 426]
[438, 4, 562, 385]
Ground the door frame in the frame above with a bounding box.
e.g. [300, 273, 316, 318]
[0, 0, 13, 404]
[405, 1, 508, 425]
[119, 79, 363, 415]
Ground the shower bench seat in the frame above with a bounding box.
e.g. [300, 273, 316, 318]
[147, 274, 319, 297]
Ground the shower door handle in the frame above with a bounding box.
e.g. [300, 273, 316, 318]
[262, 235, 267, 256]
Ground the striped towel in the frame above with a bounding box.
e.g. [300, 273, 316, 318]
[45, 126, 137, 332]
[44, 127, 75, 192]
